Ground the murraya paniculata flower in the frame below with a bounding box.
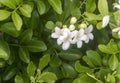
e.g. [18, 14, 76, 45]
[70, 17, 77, 24]
[102, 15, 110, 28]
[51, 25, 94, 50]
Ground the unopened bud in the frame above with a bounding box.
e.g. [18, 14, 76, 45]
[69, 24, 75, 31]
[78, 23, 87, 28]
[70, 17, 77, 24]
[63, 25, 67, 28]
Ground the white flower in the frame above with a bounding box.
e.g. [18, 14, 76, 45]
[84, 25, 94, 43]
[51, 27, 73, 50]
[72, 29, 87, 48]
[70, 17, 77, 24]
[102, 15, 110, 28]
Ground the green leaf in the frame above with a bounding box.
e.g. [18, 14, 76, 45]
[86, 0, 96, 12]
[39, 54, 50, 71]
[0, 10, 11, 21]
[19, 29, 33, 43]
[45, 21, 55, 30]
[0, 22, 20, 37]
[0, 0, 16, 9]
[48, 0, 62, 14]
[12, 12, 23, 31]
[75, 61, 93, 73]
[86, 50, 102, 66]
[40, 72, 57, 83]
[96, 22, 102, 30]
[19, 47, 30, 63]
[3, 67, 16, 80]
[37, 0, 46, 15]
[19, 3, 34, 17]
[108, 54, 118, 71]
[27, 61, 36, 77]
[14, 0, 23, 5]
[71, 7, 81, 19]
[73, 74, 96, 83]
[26, 40, 47, 52]
[58, 50, 81, 61]
[82, 56, 95, 68]
[84, 12, 102, 21]
[15, 75, 24, 83]
[62, 63, 77, 78]
[98, 39, 119, 54]
[98, 0, 108, 15]
[0, 41, 10, 60]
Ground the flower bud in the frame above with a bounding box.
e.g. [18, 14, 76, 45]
[63, 25, 67, 28]
[70, 17, 77, 24]
[78, 23, 87, 29]
[69, 24, 75, 31]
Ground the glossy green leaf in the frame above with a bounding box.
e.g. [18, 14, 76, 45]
[86, 0, 96, 12]
[75, 61, 93, 73]
[40, 72, 57, 83]
[15, 75, 24, 83]
[3, 67, 16, 80]
[71, 7, 81, 19]
[48, 0, 62, 14]
[37, 0, 46, 15]
[0, 10, 11, 21]
[98, 0, 108, 15]
[86, 50, 102, 66]
[14, 0, 23, 5]
[19, 47, 30, 63]
[84, 12, 102, 21]
[0, 22, 20, 37]
[45, 21, 55, 30]
[0, 41, 10, 60]
[12, 12, 23, 31]
[108, 54, 118, 71]
[39, 54, 50, 71]
[27, 61, 36, 77]
[0, 0, 16, 9]
[19, 29, 33, 43]
[98, 45, 111, 54]
[82, 56, 95, 68]
[19, 3, 34, 17]
[73, 74, 96, 83]
[26, 40, 47, 52]
[62, 63, 77, 78]
[58, 50, 81, 61]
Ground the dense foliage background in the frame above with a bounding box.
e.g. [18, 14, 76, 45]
[0, 0, 120, 83]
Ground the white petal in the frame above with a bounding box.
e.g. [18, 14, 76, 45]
[57, 39, 62, 45]
[55, 27, 61, 33]
[112, 27, 120, 32]
[62, 42, 70, 50]
[119, 0, 120, 4]
[114, 5, 120, 9]
[71, 38, 77, 44]
[88, 33, 94, 40]
[51, 33, 59, 38]
[71, 30, 78, 37]
[80, 35, 87, 41]
[102, 15, 110, 28]
[77, 41, 83, 48]
[85, 38, 89, 43]
[79, 29, 85, 35]
[118, 31, 120, 35]
[87, 25, 93, 32]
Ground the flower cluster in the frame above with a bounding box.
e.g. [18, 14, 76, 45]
[51, 17, 94, 50]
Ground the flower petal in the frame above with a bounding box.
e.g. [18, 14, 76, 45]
[62, 42, 70, 50]
[118, 31, 120, 35]
[88, 33, 94, 40]
[51, 33, 59, 38]
[57, 39, 62, 45]
[55, 27, 61, 33]
[85, 38, 89, 43]
[87, 25, 93, 32]
[102, 15, 110, 28]
[114, 5, 120, 9]
[80, 35, 87, 41]
[77, 41, 83, 48]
